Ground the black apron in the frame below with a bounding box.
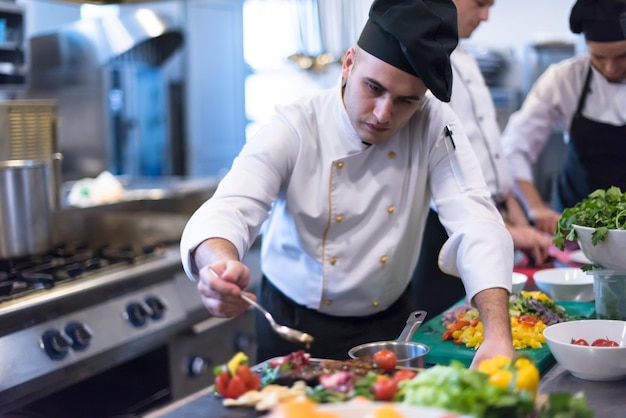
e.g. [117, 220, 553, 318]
[255, 276, 414, 362]
[410, 208, 466, 321]
[555, 66, 626, 211]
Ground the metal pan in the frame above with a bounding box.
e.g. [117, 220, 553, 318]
[348, 310, 430, 368]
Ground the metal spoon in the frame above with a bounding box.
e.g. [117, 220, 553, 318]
[208, 266, 314, 346]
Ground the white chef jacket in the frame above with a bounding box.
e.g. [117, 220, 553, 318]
[180, 81, 513, 317]
[502, 54, 626, 183]
[449, 47, 513, 204]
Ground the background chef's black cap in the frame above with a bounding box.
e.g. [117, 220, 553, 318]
[570, 0, 626, 42]
[357, 0, 458, 102]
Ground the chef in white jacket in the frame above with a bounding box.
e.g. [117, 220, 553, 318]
[502, 0, 626, 234]
[180, 0, 515, 365]
[412, 0, 552, 319]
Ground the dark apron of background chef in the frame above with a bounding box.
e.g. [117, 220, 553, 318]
[555, 66, 626, 211]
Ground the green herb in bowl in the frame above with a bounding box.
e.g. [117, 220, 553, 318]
[553, 186, 626, 250]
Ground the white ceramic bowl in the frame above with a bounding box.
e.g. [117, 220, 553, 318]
[533, 268, 594, 302]
[573, 225, 626, 271]
[543, 319, 626, 381]
[511, 272, 528, 294]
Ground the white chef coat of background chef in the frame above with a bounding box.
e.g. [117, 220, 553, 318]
[180, 80, 513, 317]
[449, 47, 514, 205]
[502, 54, 626, 183]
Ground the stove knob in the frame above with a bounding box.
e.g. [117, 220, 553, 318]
[65, 321, 92, 350]
[145, 296, 166, 320]
[125, 302, 149, 327]
[41, 329, 71, 360]
[187, 355, 209, 377]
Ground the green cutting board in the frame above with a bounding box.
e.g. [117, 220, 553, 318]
[412, 301, 596, 374]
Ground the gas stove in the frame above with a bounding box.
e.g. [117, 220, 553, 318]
[0, 243, 202, 413]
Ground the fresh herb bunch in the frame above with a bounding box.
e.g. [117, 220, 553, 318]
[553, 186, 626, 250]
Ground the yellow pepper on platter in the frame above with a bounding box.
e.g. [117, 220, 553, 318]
[477, 355, 540, 399]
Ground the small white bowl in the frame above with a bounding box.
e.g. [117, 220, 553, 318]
[543, 319, 626, 381]
[533, 268, 594, 302]
[511, 272, 528, 294]
[573, 225, 626, 271]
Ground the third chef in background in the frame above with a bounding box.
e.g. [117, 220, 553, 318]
[180, 0, 515, 366]
[412, 0, 552, 319]
[502, 0, 626, 234]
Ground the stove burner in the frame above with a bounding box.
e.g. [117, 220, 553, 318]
[0, 242, 165, 301]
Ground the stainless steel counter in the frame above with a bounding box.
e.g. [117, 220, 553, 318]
[539, 364, 626, 418]
[143, 364, 626, 418]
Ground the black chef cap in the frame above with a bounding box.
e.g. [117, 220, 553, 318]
[570, 0, 626, 42]
[357, 0, 458, 102]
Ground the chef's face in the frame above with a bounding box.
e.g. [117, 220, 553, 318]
[340, 47, 427, 145]
[453, 0, 494, 39]
[587, 39, 626, 83]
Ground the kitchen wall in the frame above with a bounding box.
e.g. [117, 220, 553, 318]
[13, 0, 585, 182]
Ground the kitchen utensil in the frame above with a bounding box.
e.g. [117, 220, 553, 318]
[348, 310, 429, 368]
[573, 224, 626, 271]
[533, 268, 595, 302]
[543, 319, 626, 381]
[511, 272, 528, 294]
[0, 157, 61, 259]
[208, 267, 314, 346]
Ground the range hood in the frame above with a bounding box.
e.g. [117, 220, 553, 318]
[29, 8, 183, 88]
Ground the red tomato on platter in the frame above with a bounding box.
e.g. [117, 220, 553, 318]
[571, 338, 589, 346]
[372, 375, 398, 401]
[225, 374, 248, 399]
[215, 370, 230, 397]
[591, 338, 619, 347]
[236, 364, 261, 391]
[392, 369, 417, 383]
[373, 349, 397, 372]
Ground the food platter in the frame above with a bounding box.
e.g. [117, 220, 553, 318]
[412, 300, 596, 373]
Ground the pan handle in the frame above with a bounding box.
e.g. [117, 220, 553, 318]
[397, 310, 427, 342]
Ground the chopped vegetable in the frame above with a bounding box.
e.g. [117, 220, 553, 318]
[477, 355, 540, 399]
[214, 352, 261, 399]
[441, 291, 568, 349]
[400, 360, 536, 418]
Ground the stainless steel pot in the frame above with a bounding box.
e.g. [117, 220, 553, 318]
[0, 156, 61, 259]
[348, 310, 430, 368]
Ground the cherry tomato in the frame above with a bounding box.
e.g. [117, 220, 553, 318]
[392, 369, 416, 383]
[591, 338, 619, 347]
[373, 349, 397, 372]
[372, 375, 398, 401]
[571, 338, 589, 346]
[236, 364, 258, 390]
[215, 370, 230, 397]
[225, 374, 247, 399]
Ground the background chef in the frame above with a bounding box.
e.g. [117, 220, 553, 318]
[502, 0, 626, 234]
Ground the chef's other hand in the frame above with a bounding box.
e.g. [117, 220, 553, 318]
[197, 260, 252, 318]
[470, 334, 516, 369]
[508, 225, 552, 265]
[528, 206, 560, 235]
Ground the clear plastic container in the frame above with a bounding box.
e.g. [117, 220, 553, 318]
[589, 270, 626, 320]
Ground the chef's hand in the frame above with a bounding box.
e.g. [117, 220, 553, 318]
[470, 334, 516, 369]
[528, 206, 560, 235]
[507, 225, 552, 265]
[197, 260, 253, 318]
